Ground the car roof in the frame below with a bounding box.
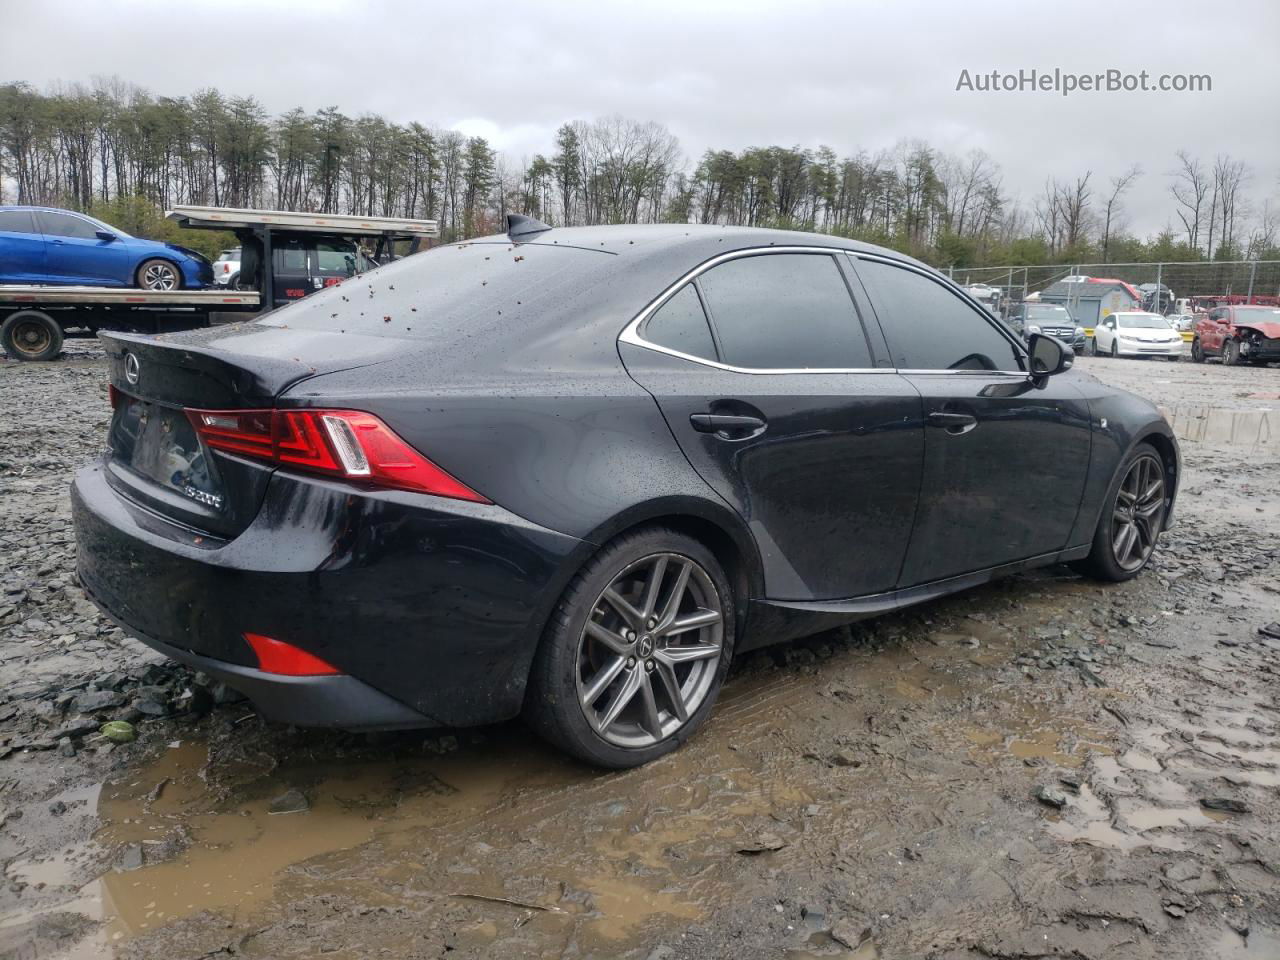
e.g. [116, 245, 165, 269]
[0, 205, 94, 215]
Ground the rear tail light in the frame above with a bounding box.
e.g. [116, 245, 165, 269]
[186, 407, 489, 503]
[245, 633, 342, 676]
[222, 263, 230, 274]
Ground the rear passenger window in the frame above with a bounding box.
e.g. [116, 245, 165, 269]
[696, 253, 871, 369]
[644, 284, 717, 361]
[854, 258, 1022, 372]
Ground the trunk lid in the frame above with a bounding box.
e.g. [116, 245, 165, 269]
[100, 325, 402, 537]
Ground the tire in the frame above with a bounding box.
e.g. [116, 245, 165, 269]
[135, 258, 182, 291]
[1223, 339, 1241, 366]
[524, 526, 735, 768]
[1167, 354, 1180, 362]
[1, 310, 64, 362]
[1110, 339, 1119, 359]
[1070, 443, 1169, 583]
[1191, 338, 1205, 363]
[228, 272, 240, 289]
[1089, 338, 1098, 357]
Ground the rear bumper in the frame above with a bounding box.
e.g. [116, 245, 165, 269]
[86, 610, 431, 729]
[72, 459, 587, 728]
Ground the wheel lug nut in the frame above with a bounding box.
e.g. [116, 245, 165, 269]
[646, 618, 657, 629]
[626, 656, 636, 668]
[645, 660, 655, 671]
[624, 629, 635, 640]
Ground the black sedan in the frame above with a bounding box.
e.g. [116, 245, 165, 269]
[72, 218, 1179, 768]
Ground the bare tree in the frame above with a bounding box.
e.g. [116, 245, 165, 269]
[1209, 154, 1249, 257]
[1170, 150, 1208, 251]
[1100, 165, 1140, 262]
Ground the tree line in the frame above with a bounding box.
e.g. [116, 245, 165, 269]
[2, 78, 1277, 267]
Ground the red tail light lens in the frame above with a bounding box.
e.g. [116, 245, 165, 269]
[245, 633, 342, 676]
[186, 407, 489, 503]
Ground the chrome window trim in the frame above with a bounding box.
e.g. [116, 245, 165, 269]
[618, 245, 1030, 376]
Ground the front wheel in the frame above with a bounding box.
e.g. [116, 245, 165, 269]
[136, 259, 182, 291]
[1191, 338, 1205, 363]
[525, 527, 734, 768]
[1110, 339, 1119, 359]
[1089, 337, 1099, 357]
[1223, 339, 1241, 366]
[1070, 443, 1168, 582]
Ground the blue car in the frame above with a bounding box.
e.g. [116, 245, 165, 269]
[0, 206, 212, 290]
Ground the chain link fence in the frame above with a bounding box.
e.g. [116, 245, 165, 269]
[947, 260, 1280, 308]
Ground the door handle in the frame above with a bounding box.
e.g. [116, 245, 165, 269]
[927, 411, 978, 435]
[690, 413, 766, 436]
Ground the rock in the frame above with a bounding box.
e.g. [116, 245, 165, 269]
[57, 736, 74, 758]
[1259, 622, 1280, 640]
[1224, 908, 1249, 936]
[828, 750, 863, 768]
[72, 690, 123, 714]
[268, 788, 310, 815]
[48, 800, 67, 816]
[801, 904, 826, 931]
[645, 948, 675, 960]
[1033, 785, 1068, 808]
[210, 682, 247, 705]
[1162, 901, 1186, 918]
[118, 843, 143, 871]
[133, 698, 168, 717]
[736, 832, 786, 854]
[99, 720, 135, 743]
[830, 921, 870, 950]
[1201, 797, 1249, 814]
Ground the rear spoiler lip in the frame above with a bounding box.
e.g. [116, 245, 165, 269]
[98, 328, 400, 410]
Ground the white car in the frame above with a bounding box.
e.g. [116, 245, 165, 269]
[1093, 312, 1184, 360]
[212, 247, 241, 287]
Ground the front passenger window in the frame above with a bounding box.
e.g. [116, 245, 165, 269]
[853, 258, 1023, 372]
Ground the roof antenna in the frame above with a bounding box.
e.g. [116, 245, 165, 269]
[506, 213, 552, 242]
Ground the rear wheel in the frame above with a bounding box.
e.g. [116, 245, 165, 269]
[1071, 443, 1168, 582]
[136, 259, 182, 291]
[1, 310, 64, 362]
[525, 527, 734, 768]
[1223, 339, 1241, 365]
[1191, 338, 1205, 363]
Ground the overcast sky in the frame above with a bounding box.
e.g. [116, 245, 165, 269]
[4, 0, 1277, 237]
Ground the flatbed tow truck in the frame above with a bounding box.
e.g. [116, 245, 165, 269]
[0, 206, 439, 361]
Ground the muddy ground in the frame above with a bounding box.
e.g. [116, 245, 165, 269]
[1, 344, 1278, 960]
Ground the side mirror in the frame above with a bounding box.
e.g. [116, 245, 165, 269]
[95, 230, 117, 242]
[1027, 332, 1073, 385]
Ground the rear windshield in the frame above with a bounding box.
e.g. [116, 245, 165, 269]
[1234, 307, 1280, 319]
[259, 240, 611, 339]
[1026, 305, 1071, 320]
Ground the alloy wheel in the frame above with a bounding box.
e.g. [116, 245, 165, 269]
[142, 262, 179, 290]
[1111, 454, 1165, 572]
[576, 552, 723, 748]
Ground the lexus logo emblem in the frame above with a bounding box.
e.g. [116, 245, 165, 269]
[124, 353, 140, 385]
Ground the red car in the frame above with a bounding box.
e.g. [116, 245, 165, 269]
[1192, 305, 1280, 365]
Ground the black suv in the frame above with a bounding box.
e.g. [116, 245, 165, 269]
[1006, 303, 1086, 351]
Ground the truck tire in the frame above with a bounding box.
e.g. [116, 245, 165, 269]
[136, 259, 182, 291]
[1223, 339, 1241, 366]
[1, 310, 64, 362]
[1190, 338, 1205, 363]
